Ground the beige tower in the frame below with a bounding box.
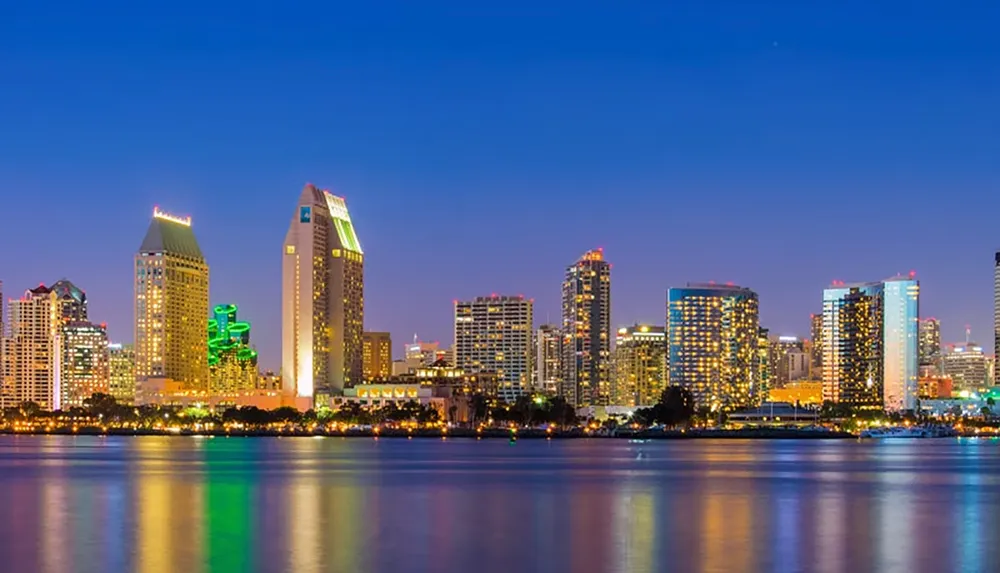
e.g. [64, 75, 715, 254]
[561, 249, 612, 407]
[282, 184, 364, 402]
[134, 208, 209, 391]
[4, 286, 62, 410]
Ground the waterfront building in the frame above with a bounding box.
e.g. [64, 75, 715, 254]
[282, 184, 364, 403]
[208, 304, 258, 394]
[49, 279, 88, 321]
[135, 207, 210, 392]
[363, 331, 392, 381]
[942, 342, 989, 391]
[918, 375, 953, 399]
[612, 324, 665, 407]
[561, 249, 611, 407]
[3, 286, 62, 409]
[108, 343, 136, 405]
[60, 320, 109, 408]
[667, 283, 763, 411]
[919, 318, 941, 367]
[454, 295, 533, 401]
[767, 381, 823, 406]
[758, 328, 771, 402]
[821, 276, 919, 411]
[535, 324, 562, 395]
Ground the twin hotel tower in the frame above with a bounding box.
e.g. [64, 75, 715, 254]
[2, 181, 954, 416]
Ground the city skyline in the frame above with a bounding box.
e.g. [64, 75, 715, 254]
[1, 209, 996, 371]
[4, 3, 999, 370]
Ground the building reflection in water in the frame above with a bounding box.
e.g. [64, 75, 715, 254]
[3, 437, 1000, 573]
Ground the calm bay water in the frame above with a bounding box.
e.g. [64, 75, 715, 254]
[0, 436, 999, 573]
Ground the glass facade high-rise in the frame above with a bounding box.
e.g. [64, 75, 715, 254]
[135, 208, 210, 391]
[822, 277, 919, 411]
[561, 249, 611, 407]
[454, 295, 533, 401]
[918, 317, 941, 368]
[282, 184, 364, 403]
[612, 324, 666, 407]
[666, 284, 763, 411]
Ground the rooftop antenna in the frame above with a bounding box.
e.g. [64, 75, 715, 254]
[966, 325, 971, 345]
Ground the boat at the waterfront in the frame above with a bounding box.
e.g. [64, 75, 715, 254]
[860, 427, 930, 439]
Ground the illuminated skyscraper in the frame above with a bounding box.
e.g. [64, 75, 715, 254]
[135, 207, 210, 391]
[282, 184, 364, 402]
[612, 324, 665, 407]
[822, 277, 919, 411]
[535, 324, 562, 395]
[362, 331, 392, 380]
[918, 317, 941, 367]
[454, 295, 533, 401]
[60, 321, 109, 408]
[108, 343, 136, 405]
[208, 304, 258, 394]
[561, 249, 611, 407]
[3, 286, 62, 409]
[667, 283, 763, 410]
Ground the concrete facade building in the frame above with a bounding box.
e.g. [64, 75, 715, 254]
[919, 317, 942, 368]
[454, 295, 533, 401]
[282, 184, 364, 402]
[135, 208, 210, 392]
[108, 343, 136, 405]
[535, 324, 562, 395]
[942, 342, 989, 391]
[561, 249, 611, 407]
[612, 324, 666, 407]
[362, 331, 392, 381]
[60, 320, 109, 408]
[3, 286, 62, 409]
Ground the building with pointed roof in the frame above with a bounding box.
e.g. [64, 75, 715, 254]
[282, 183, 364, 404]
[135, 207, 209, 392]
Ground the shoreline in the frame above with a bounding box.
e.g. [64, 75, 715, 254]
[0, 427, 857, 439]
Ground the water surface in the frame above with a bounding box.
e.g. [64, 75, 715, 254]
[0, 435, 998, 573]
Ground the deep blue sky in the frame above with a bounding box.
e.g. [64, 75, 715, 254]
[3, 1, 999, 368]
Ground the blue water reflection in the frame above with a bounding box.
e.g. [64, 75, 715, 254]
[1, 436, 1000, 573]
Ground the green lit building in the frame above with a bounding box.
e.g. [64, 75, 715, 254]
[208, 304, 258, 394]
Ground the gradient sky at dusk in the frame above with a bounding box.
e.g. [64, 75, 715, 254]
[3, 1, 999, 368]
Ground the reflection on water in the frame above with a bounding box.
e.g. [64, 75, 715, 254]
[1, 437, 1000, 573]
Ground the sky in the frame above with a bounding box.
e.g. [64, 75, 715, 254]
[2, 1, 999, 369]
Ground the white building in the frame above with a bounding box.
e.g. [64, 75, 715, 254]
[3, 286, 62, 410]
[282, 184, 364, 403]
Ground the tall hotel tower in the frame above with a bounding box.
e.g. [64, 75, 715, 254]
[667, 283, 763, 411]
[561, 249, 611, 407]
[282, 184, 364, 402]
[135, 208, 210, 391]
[822, 276, 919, 411]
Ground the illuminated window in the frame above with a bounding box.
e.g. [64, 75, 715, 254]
[285, 245, 295, 254]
